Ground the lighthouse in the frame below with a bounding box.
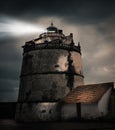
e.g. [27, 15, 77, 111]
[15, 23, 84, 121]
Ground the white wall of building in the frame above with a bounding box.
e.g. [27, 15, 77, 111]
[98, 88, 112, 116]
[81, 103, 99, 119]
[61, 88, 112, 119]
[61, 104, 77, 120]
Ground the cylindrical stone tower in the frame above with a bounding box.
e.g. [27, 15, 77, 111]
[15, 23, 84, 121]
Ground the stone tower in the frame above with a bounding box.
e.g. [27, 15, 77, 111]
[15, 23, 84, 121]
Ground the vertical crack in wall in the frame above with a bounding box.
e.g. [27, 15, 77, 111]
[66, 51, 75, 91]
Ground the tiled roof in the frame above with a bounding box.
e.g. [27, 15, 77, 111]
[62, 82, 114, 104]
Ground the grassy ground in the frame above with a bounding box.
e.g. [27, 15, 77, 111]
[0, 119, 115, 130]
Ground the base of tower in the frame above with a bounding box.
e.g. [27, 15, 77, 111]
[15, 102, 60, 122]
[15, 83, 114, 122]
[15, 102, 78, 122]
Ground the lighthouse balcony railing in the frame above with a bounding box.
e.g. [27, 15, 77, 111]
[23, 42, 81, 54]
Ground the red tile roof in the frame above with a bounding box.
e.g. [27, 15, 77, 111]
[62, 82, 114, 104]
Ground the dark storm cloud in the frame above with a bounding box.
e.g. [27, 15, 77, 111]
[0, 79, 19, 101]
[0, 0, 115, 24]
[0, 38, 21, 101]
[80, 25, 115, 84]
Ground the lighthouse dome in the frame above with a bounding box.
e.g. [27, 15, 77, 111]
[47, 22, 58, 32]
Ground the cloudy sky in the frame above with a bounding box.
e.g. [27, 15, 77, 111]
[0, 0, 115, 101]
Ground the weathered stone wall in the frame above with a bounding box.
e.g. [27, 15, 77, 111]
[21, 49, 83, 75]
[15, 102, 59, 121]
[21, 49, 68, 74]
[71, 52, 83, 75]
[18, 49, 84, 102]
[74, 76, 84, 89]
[18, 74, 70, 102]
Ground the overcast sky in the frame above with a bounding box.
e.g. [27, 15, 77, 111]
[0, 0, 115, 101]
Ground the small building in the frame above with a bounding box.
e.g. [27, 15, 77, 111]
[61, 82, 114, 119]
